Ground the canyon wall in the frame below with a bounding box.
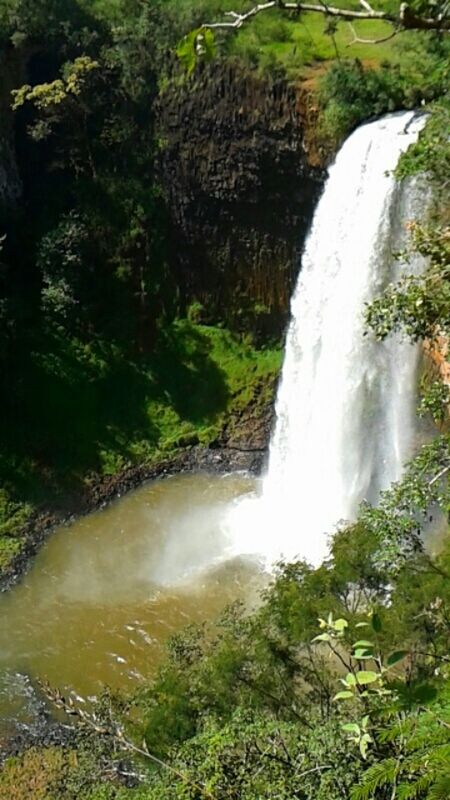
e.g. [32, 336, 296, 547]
[0, 48, 23, 210]
[1, 54, 325, 338]
[157, 62, 325, 337]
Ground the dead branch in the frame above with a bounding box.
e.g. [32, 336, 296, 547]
[203, 2, 450, 33]
[346, 21, 400, 45]
[428, 463, 450, 487]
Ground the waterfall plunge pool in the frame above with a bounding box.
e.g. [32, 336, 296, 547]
[0, 472, 265, 735]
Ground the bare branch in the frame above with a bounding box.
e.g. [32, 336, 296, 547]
[359, 0, 375, 12]
[429, 463, 450, 487]
[203, 2, 450, 32]
[296, 764, 333, 779]
[346, 21, 400, 45]
[204, 2, 389, 30]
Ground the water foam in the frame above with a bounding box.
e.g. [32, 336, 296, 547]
[226, 112, 427, 566]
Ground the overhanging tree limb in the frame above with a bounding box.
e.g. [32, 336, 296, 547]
[346, 21, 400, 46]
[202, 2, 450, 33]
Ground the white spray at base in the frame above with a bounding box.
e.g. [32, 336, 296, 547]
[225, 111, 428, 567]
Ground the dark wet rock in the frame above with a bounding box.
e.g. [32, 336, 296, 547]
[157, 61, 325, 338]
[0, 673, 75, 764]
[0, 47, 24, 209]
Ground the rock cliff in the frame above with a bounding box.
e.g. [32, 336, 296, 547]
[1, 54, 325, 336]
[157, 62, 325, 337]
[0, 48, 23, 210]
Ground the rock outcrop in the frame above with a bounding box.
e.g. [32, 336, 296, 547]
[0, 48, 23, 209]
[157, 61, 325, 337]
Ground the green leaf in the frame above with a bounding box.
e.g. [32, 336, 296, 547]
[371, 613, 382, 633]
[344, 673, 357, 686]
[355, 622, 370, 628]
[333, 690, 354, 701]
[333, 618, 349, 632]
[176, 29, 200, 75]
[312, 633, 331, 643]
[176, 27, 215, 75]
[353, 640, 375, 649]
[356, 671, 379, 685]
[359, 733, 373, 760]
[199, 28, 216, 61]
[354, 649, 373, 659]
[342, 723, 360, 735]
[386, 650, 408, 667]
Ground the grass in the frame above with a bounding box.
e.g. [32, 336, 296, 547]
[0, 320, 281, 573]
[230, 12, 401, 78]
[158, 0, 420, 82]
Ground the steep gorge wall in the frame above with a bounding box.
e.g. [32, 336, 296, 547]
[157, 62, 325, 337]
[0, 55, 325, 338]
[0, 48, 23, 209]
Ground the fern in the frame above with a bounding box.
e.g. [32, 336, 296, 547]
[354, 696, 450, 800]
[350, 759, 398, 800]
[397, 774, 433, 800]
[427, 772, 450, 800]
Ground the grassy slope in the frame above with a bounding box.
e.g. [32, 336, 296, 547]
[230, 12, 400, 77]
[0, 322, 281, 571]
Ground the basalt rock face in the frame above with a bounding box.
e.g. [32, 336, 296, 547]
[157, 62, 325, 338]
[0, 48, 23, 210]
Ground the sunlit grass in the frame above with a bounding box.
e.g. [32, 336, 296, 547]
[230, 10, 414, 78]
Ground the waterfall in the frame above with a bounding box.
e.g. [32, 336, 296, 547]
[226, 111, 427, 567]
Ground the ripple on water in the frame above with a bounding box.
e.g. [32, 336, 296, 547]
[0, 473, 267, 730]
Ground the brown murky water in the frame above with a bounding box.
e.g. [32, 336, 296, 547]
[0, 473, 264, 729]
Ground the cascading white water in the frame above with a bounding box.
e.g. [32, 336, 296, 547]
[226, 111, 427, 567]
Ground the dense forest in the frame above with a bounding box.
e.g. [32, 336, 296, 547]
[0, 0, 449, 798]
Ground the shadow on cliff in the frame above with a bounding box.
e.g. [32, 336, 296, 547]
[0, 322, 229, 507]
[151, 323, 229, 423]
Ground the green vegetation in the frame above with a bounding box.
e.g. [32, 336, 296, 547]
[0, 323, 280, 569]
[0, 2, 449, 795]
[317, 35, 449, 148]
[3, 82, 448, 800]
[1, 0, 289, 572]
[219, 11, 400, 77]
